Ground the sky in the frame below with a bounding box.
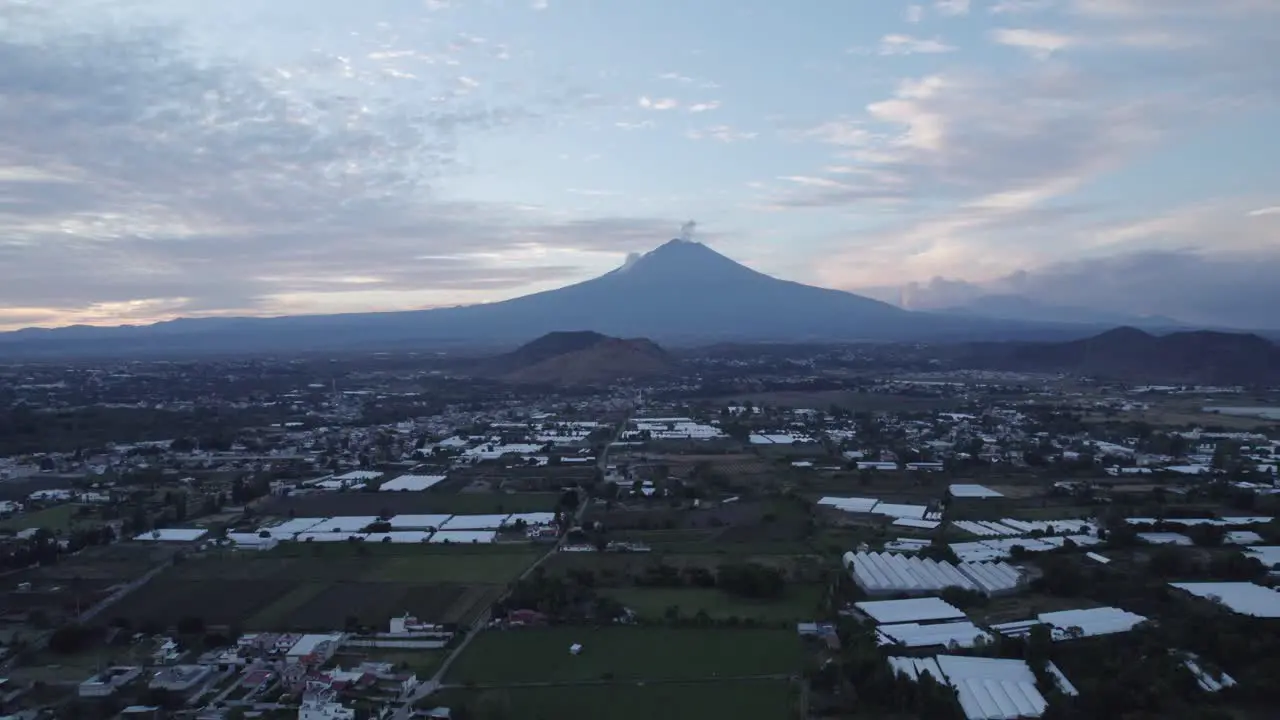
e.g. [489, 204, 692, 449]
[2, 0, 1278, 331]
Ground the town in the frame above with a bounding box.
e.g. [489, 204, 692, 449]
[1, 343, 1279, 720]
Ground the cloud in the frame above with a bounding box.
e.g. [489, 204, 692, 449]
[1248, 206, 1280, 217]
[0, 3, 682, 327]
[990, 0, 1056, 12]
[615, 120, 654, 130]
[878, 34, 957, 55]
[691, 126, 757, 142]
[905, 5, 925, 22]
[531, 0, 549, 9]
[638, 96, 679, 110]
[881, 249, 1280, 329]
[686, 126, 758, 143]
[991, 28, 1078, 56]
[935, 0, 971, 17]
[687, 101, 722, 113]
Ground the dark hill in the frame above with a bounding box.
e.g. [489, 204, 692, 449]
[964, 327, 1280, 384]
[482, 331, 677, 386]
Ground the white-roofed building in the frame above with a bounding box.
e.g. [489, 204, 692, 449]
[1170, 582, 1280, 617]
[1138, 532, 1193, 546]
[440, 514, 512, 530]
[889, 655, 1078, 720]
[817, 496, 880, 513]
[877, 621, 992, 649]
[429, 530, 496, 544]
[991, 606, 1148, 640]
[364, 531, 432, 543]
[379, 474, 447, 492]
[949, 484, 1005, 499]
[133, 528, 208, 542]
[309, 517, 380, 533]
[855, 597, 966, 624]
[844, 552, 1022, 597]
[296, 532, 364, 543]
[388, 514, 453, 530]
[1244, 545, 1280, 569]
[258, 517, 327, 537]
[504, 512, 557, 527]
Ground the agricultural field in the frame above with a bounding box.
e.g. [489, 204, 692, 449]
[429, 679, 795, 720]
[444, 627, 803, 684]
[544, 551, 830, 585]
[262, 490, 560, 517]
[601, 585, 824, 623]
[106, 544, 539, 631]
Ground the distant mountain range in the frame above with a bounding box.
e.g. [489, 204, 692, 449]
[478, 331, 677, 386]
[0, 238, 1207, 358]
[939, 294, 1184, 329]
[959, 327, 1280, 385]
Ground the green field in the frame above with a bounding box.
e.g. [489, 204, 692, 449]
[603, 586, 823, 622]
[0, 504, 92, 532]
[445, 627, 802, 684]
[430, 680, 795, 720]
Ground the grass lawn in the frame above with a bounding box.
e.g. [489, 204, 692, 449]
[0, 504, 92, 532]
[430, 680, 794, 720]
[603, 586, 823, 622]
[445, 627, 801, 684]
[369, 553, 538, 583]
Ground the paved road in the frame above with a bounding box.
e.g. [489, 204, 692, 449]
[395, 414, 631, 717]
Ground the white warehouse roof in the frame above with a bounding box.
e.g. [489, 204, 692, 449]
[388, 514, 453, 529]
[844, 551, 1021, 596]
[890, 655, 1078, 720]
[950, 484, 1005, 499]
[992, 606, 1148, 640]
[856, 597, 966, 624]
[1170, 582, 1280, 617]
[430, 530, 496, 544]
[878, 621, 992, 649]
[133, 528, 208, 542]
[380, 474, 446, 491]
[364, 531, 432, 543]
[439, 514, 512, 530]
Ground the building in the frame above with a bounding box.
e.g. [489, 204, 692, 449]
[287, 633, 345, 665]
[299, 683, 355, 720]
[149, 665, 213, 693]
[78, 666, 143, 698]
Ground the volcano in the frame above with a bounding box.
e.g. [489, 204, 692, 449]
[0, 238, 1045, 356]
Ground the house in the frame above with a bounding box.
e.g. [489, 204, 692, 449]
[78, 667, 143, 698]
[299, 683, 355, 720]
[286, 633, 344, 665]
[148, 665, 212, 693]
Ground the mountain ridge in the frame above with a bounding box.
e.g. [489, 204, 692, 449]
[960, 326, 1280, 384]
[0, 238, 1121, 357]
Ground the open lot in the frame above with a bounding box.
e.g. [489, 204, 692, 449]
[445, 627, 802, 684]
[602, 586, 823, 622]
[430, 680, 794, 720]
[262, 491, 560, 517]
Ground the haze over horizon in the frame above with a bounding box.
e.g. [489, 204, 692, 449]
[2, 0, 1278, 332]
